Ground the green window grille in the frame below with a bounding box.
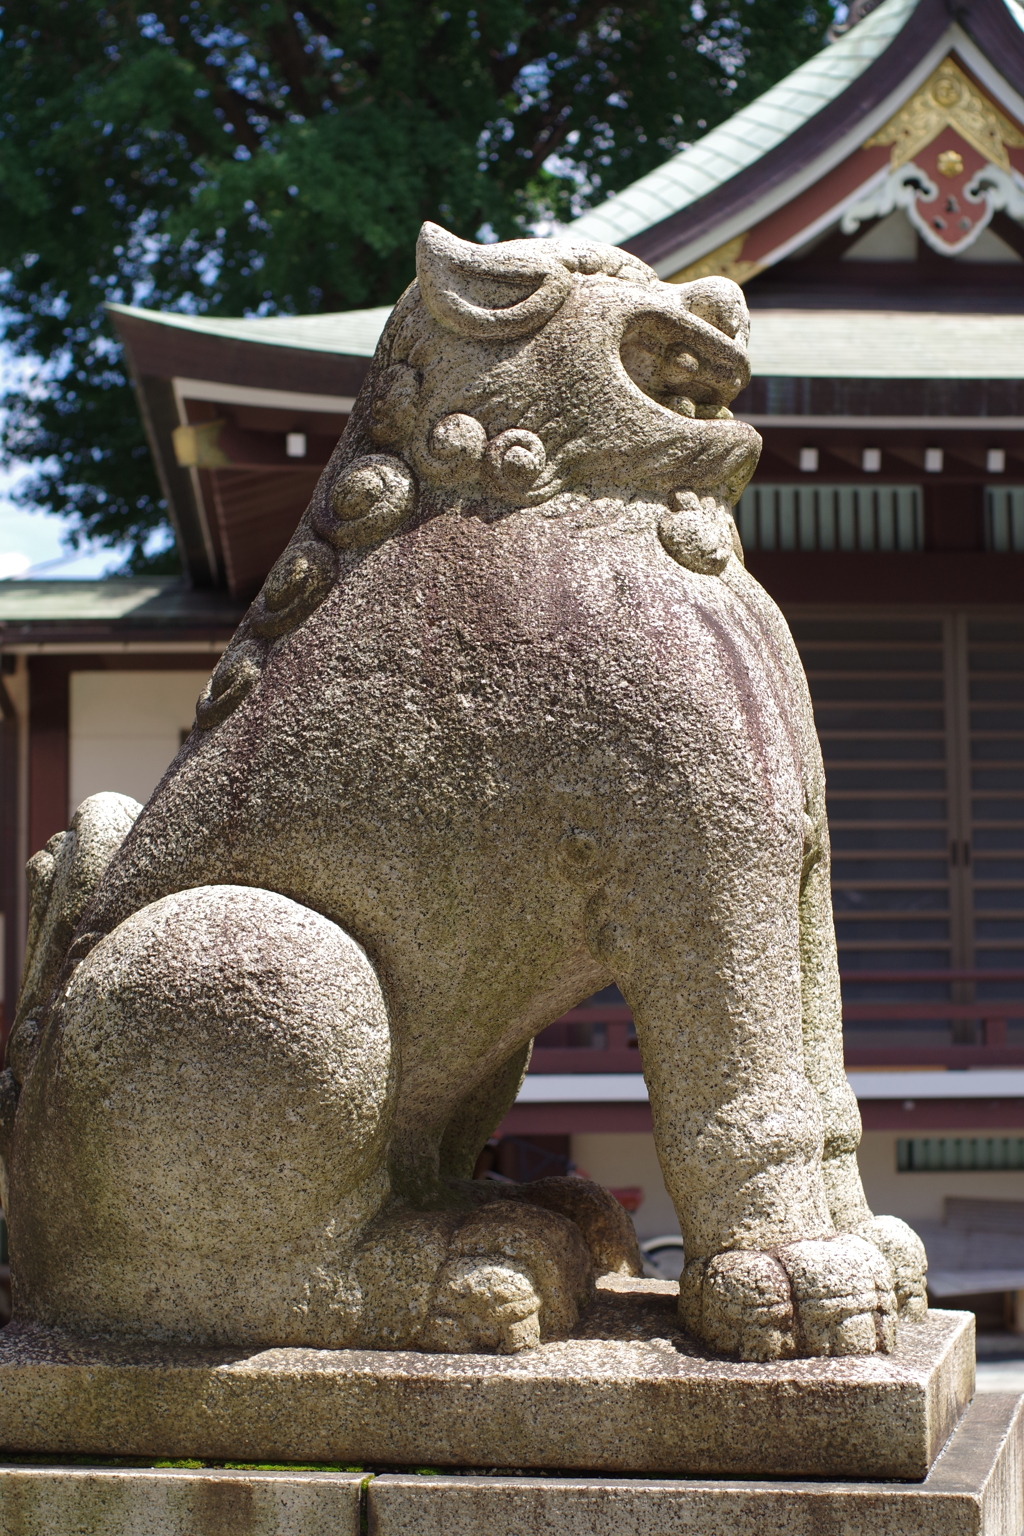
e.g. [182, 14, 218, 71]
[735, 485, 923, 553]
[986, 488, 1024, 552]
[897, 1137, 1024, 1172]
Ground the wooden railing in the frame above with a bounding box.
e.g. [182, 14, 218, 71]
[528, 973, 1024, 1073]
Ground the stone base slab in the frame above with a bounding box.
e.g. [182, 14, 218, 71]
[367, 1393, 1024, 1536]
[0, 1394, 1018, 1536]
[0, 1467, 365, 1536]
[0, 1283, 974, 1480]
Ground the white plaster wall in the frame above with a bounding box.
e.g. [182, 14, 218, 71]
[571, 1133, 680, 1241]
[857, 1130, 1024, 1224]
[572, 1128, 1024, 1241]
[69, 671, 212, 818]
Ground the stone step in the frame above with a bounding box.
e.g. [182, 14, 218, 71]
[0, 1394, 1019, 1536]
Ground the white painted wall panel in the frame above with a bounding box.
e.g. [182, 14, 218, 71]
[69, 670, 211, 818]
[858, 1130, 1024, 1223]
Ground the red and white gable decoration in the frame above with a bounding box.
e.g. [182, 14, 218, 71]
[845, 59, 1024, 255]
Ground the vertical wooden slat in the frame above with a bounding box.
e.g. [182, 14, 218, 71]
[736, 486, 922, 552]
[967, 618, 1024, 1010]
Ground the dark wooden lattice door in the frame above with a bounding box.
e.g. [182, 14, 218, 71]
[788, 609, 1024, 1048]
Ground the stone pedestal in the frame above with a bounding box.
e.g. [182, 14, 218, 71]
[0, 1393, 1019, 1536]
[0, 1466, 365, 1536]
[0, 1282, 973, 1479]
[367, 1393, 1024, 1536]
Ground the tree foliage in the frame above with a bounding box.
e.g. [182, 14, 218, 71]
[0, 0, 835, 571]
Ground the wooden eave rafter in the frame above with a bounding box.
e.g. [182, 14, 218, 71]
[110, 309, 373, 594]
[110, 311, 372, 400]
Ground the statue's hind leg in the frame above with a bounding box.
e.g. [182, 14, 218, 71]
[9, 884, 590, 1351]
[436, 1044, 643, 1278]
[9, 884, 396, 1345]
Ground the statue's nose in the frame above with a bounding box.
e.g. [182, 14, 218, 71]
[672, 276, 750, 347]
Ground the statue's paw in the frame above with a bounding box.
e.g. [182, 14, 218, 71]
[680, 1234, 896, 1361]
[504, 1175, 643, 1276]
[418, 1202, 593, 1354]
[852, 1214, 928, 1321]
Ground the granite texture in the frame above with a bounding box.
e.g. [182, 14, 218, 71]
[0, 1466, 364, 1536]
[0, 1282, 974, 1479]
[0, 1396, 1015, 1536]
[367, 1393, 1024, 1536]
[1, 222, 926, 1363]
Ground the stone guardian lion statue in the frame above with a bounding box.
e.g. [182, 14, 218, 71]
[0, 223, 927, 1362]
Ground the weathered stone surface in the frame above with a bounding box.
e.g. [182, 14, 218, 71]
[0, 793, 141, 1206]
[0, 1284, 974, 1479]
[0, 222, 926, 1366]
[2, 1376, 1007, 1536]
[0, 1465, 363, 1536]
[367, 1393, 1024, 1536]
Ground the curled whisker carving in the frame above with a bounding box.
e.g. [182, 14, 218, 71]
[313, 455, 417, 550]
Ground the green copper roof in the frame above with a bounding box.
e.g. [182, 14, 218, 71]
[0, 579, 242, 624]
[108, 292, 1023, 384]
[107, 302, 393, 358]
[749, 310, 1024, 377]
[113, 303, 1024, 380]
[569, 0, 922, 254]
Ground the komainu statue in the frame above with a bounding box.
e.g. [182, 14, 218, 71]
[0, 224, 927, 1362]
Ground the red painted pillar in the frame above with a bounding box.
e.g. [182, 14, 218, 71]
[28, 658, 69, 857]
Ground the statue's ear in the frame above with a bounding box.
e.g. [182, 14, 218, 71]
[416, 223, 571, 340]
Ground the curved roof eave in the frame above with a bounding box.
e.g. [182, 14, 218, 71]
[570, 0, 924, 254]
[105, 301, 393, 359]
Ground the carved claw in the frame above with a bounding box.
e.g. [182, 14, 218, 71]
[680, 1234, 897, 1361]
[418, 1202, 594, 1354]
[853, 1214, 929, 1321]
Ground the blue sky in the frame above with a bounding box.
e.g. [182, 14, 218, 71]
[0, 339, 138, 580]
[0, 498, 125, 579]
[0, 462, 132, 580]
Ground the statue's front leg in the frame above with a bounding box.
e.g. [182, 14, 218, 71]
[799, 800, 929, 1320]
[603, 836, 897, 1362]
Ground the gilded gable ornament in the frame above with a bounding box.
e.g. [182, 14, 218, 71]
[668, 234, 764, 287]
[864, 57, 1024, 172]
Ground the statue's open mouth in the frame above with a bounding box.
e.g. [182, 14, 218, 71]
[619, 305, 750, 422]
